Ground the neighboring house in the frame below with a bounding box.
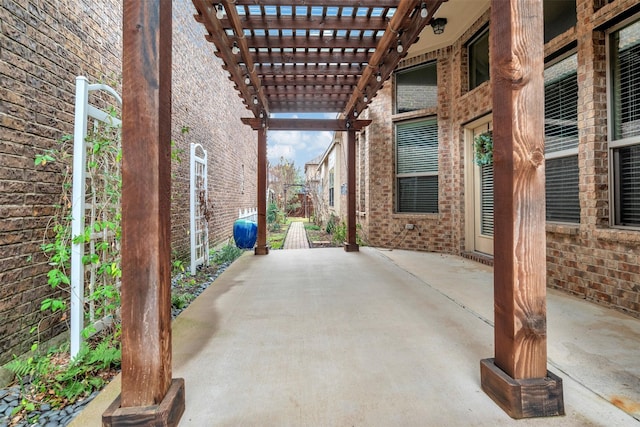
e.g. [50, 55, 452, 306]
[312, 132, 349, 226]
[0, 0, 257, 364]
[355, 0, 640, 318]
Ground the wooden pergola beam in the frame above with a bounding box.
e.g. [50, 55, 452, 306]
[255, 64, 365, 77]
[241, 118, 371, 131]
[103, 1, 184, 424]
[220, 16, 389, 31]
[260, 75, 360, 86]
[234, 0, 399, 6]
[263, 85, 355, 96]
[235, 36, 380, 49]
[250, 51, 373, 65]
[480, 0, 564, 419]
[193, 0, 268, 116]
[220, 0, 270, 114]
[343, 0, 443, 117]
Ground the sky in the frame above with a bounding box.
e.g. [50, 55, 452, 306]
[267, 112, 337, 173]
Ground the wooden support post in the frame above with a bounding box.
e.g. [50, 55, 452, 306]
[103, 1, 184, 425]
[480, 0, 563, 419]
[345, 128, 359, 252]
[255, 125, 269, 255]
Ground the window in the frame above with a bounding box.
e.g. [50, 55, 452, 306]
[394, 62, 437, 114]
[610, 19, 640, 226]
[544, 0, 576, 43]
[329, 168, 335, 207]
[396, 118, 438, 213]
[544, 53, 579, 223]
[468, 28, 489, 90]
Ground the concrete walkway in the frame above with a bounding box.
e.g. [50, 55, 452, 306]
[282, 221, 309, 249]
[71, 248, 640, 426]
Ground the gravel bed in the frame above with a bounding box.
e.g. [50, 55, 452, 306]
[0, 260, 232, 427]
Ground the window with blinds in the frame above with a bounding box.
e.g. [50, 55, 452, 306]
[610, 18, 640, 227]
[480, 163, 494, 235]
[544, 53, 579, 223]
[395, 62, 437, 114]
[396, 118, 438, 213]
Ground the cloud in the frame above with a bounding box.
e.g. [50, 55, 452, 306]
[266, 112, 339, 167]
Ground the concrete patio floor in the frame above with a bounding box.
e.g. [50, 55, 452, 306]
[71, 247, 640, 426]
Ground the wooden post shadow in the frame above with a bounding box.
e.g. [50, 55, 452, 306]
[480, 0, 564, 419]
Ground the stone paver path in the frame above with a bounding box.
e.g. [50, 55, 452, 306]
[283, 221, 309, 249]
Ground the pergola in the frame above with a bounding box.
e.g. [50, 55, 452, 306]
[103, 1, 564, 425]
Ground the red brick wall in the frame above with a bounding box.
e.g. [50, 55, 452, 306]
[362, 1, 640, 318]
[0, 0, 123, 363]
[0, 0, 257, 364]
[171, 0, 257, 258]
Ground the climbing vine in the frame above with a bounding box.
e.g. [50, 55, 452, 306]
[35, 107, 123, 333]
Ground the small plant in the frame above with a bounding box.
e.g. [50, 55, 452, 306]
[474, 131, 493, 166]
[267, 202, 284, 232]
[172, 259, 186, 274]
[171, 293, 195, 310]
[6, 330, 121, 412]
[212, 242, 243, 264]
[325, 214, 339, 234]
[331, 221, 347, 246]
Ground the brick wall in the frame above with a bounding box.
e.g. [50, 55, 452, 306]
[362, 0, 640, 318]
[0, 0, 123, 364]
[171, 0, 257, 259]
[0, 0, 257, 364]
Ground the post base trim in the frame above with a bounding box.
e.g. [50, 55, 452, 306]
[343, 242, 359, 252]
[102, 378, 185, 427]
[480, 358, 564, 419]
[255, 245, 269, 255]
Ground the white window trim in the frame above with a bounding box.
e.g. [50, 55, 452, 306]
[606, 14, 640, 229]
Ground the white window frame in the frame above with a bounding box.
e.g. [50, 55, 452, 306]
[607, 15, 640, 229]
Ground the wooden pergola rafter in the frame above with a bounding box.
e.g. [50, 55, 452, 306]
[192, 0, 447, 117]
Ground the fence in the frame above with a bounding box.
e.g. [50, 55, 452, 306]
[238, 208, 258, 222]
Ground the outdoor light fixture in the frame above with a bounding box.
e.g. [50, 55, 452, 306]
[420, 2, 428, 19]
[376, 71, 382, 82]
[396, 39, 404, 53]
[431, 17, 447, 35]
[363, 94, 368, 103]
[353, 108, 358, 117]
[244, 75, 251, 85]
[253, 96, 258, 105]
[232, 42, 240, 55]
[259, 111, 264, 119]
[216, 3, 224, 20]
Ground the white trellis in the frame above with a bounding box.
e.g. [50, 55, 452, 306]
[190, 143, 209, 275]
[70, 77, 122, 358]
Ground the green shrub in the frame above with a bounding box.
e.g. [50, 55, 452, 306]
[212, 242, 243, 264]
